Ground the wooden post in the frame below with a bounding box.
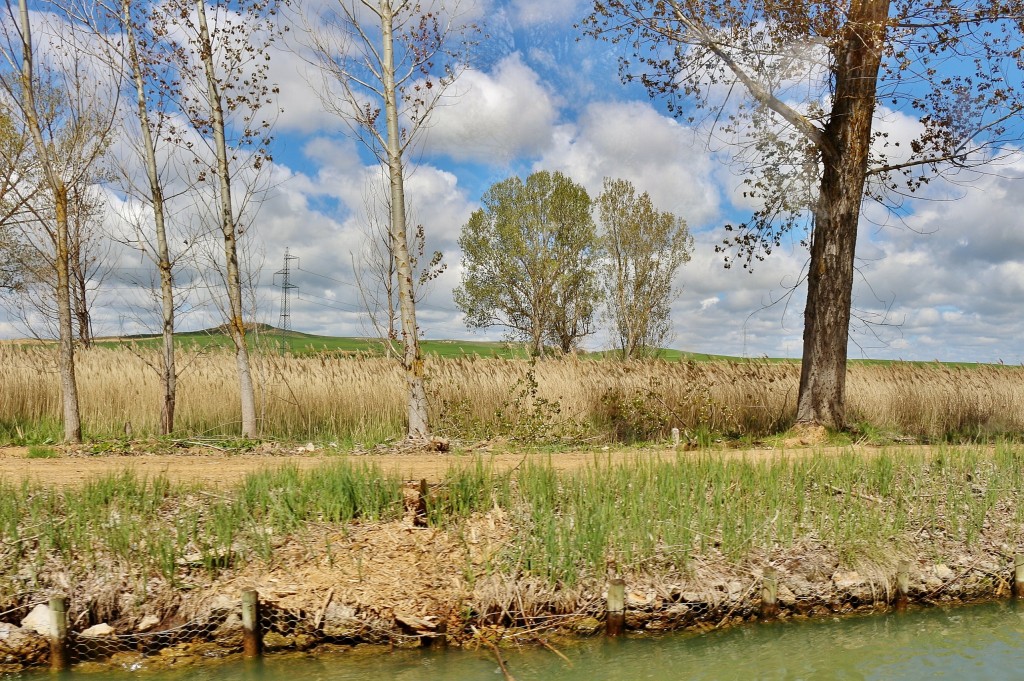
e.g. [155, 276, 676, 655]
[671, 428, 680, 446]
[895, 561, 910, 610]
[414, 478, 429, 527]
[1013, 555, 1024, 598]
[606, 578, 625, 637]
[241, 590, 262, 658]
[760, 568, 779, 619]
[48, 595, 69, 671]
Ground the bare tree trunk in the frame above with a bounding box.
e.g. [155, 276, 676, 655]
[381, 3, 428, 440]
[17, 0, 81, 443]
[531, 311, 544, 358]
[124, 0, 176, 434]
[796, 0, 889, 429]
[70, 226, 91, 348]
[194, 0, 257, 437]
[54, 190, 82, 442]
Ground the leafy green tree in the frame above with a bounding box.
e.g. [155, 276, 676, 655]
[0, 106, 29, 293]
[455, 170, 599, 356]
[598, 178, 692, 359]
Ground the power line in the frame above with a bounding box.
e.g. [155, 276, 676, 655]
[296, 265, 357, 288]
[297, 294, 362, 313]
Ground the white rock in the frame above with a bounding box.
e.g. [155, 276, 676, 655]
[81, 623, 115, 637]
[933, 564, 956, 581]
[207, 594, 236, 614]
[832, 570, 863, 589]
[20, 604, 54, 638]
[626, 591, 654, 607]
[137, 615, 160, 633]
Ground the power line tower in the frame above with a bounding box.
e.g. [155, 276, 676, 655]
[274, 248, 299, 333]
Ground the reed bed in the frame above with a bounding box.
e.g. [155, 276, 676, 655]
[0, 344, 1022, 443]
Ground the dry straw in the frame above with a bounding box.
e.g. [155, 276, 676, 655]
[0, 345, 1021, 442]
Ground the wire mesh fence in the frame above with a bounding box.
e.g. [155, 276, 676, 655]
[1, 556, 1022, 673]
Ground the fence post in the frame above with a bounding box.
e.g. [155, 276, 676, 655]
[241, 590, 262, 658]
[760, 568, 779, 619]
[671, 428, 681, 447]
[606, 578, 625, 637]
[1014, 555, 1024, 599]
[895, 561, 910, 610]
[48, 595, 69, 671]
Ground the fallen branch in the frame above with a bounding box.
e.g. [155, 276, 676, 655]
[487, 640, 519, 681]
[313, 586, 334, 629]
[535, 637, 573, 667]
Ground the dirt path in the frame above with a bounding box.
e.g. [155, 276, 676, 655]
[0, 441, 927, 488]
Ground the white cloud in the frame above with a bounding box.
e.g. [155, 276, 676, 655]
[421, 53, 559, 164]
[537, 100, 721, 227]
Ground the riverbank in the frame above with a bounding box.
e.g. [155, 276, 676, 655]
[1, 443, 1022, 673]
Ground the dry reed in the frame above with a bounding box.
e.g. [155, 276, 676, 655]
[0, 345, 1021, 443]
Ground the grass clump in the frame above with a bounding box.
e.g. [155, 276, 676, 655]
[25, 445, 58, 458]
[490, 446, 1020, 585]
[0, 460, 404, 591]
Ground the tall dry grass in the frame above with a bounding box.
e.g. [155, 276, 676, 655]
[0, 344, 1022, 442]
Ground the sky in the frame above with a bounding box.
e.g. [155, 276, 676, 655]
[3, 0, 1024, 365]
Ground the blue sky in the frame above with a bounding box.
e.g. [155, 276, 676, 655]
[4, 0, 1024, 365]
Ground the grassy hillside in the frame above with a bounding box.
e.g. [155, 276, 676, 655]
[17, 326, 1009, 367]
[97, 327, 536, 359]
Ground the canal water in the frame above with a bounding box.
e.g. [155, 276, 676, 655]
[18, 601, 1024, 680]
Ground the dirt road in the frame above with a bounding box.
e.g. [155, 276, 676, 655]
[0, 439, 914, 488]
[0, 446, 690, 487]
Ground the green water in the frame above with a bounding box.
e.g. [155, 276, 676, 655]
[18, 602, 1024, 680]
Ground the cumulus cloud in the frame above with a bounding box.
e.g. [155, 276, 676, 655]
[421, 54, 559, 164]
[537, 100, 721, 227]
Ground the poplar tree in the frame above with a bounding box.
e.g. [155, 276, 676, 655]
[303, 0, 473, 440]
[598, 178, 692, 359]
[585, 0, 1024, 428]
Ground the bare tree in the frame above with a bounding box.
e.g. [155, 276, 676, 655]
[4, 183, 110, 348]
[598, 177, 693, 359]
[584, 0, 1024, 429]
[68, 0, 199, 434]
[353, 181, 445, 358]
[159, 0, 285, 438]
[0, 0, 118, 443]
[302, 0, 473, 440]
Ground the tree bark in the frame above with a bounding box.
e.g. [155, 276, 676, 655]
[796, 0, 890, 429]
[54, 190, 82, 442]
[17, 0, 81, 443]
[70, 223, 91, 348]
[124, 0, 176, 434]
[381, 2, 428, 440]
[194, 0, 257, 437]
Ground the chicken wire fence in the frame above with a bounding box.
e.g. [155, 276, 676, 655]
[1, 562, 1017, 670]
